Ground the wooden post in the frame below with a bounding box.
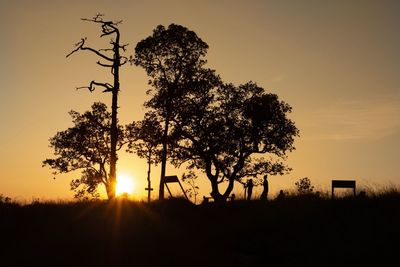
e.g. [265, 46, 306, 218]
[145, 187, 153, 202]
[146, 152, 153, 202]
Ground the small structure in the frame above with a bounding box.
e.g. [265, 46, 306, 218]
[145, 186, 153, 203]
[164, 175, 189, 201]
[331, 180, 356, 198]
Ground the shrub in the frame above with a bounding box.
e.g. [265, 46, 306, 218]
[295, 177, 314, 195]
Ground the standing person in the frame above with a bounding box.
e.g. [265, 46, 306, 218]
[260, 175, 269, 201]
[246, 179, 254, 200]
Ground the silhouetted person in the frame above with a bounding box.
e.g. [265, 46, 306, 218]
[246, 179, 254, 200]
[277, 190, 285, 200]
[260, 175, 269, 201]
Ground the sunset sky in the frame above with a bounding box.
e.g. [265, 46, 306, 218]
[1, 0, 399, 201]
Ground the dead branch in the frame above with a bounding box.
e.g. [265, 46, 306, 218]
[99, 48, 114, 52]
[96, 61, 114, 68]
[66, 38, 86, 58]
[76, 80, 113, 93]
[66, 38, 113, 62]
[81, 13, 105, 23]
[120, 43, 129, 52]
[119, 57, 128, 66]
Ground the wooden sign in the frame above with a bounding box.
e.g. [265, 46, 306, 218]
[331, 180, 356, 197]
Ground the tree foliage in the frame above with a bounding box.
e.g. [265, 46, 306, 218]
[126, 112, 163, 163]
[295, 177, 314, 195]
[134, 23, 219, 200]
[182, 171, 200, 204]
[43, 102, 126, 199]
[134, 23, 299, 202]
[172, 82, 299, 201]
[126, 112, 163, 202]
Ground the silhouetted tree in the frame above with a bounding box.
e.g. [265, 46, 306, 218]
[295, 177, 314, 195]
[182, 171, 200, 204]
[134, 24, 219, 200]
[66, 14, 129, 199]
[43, 102, 126, 199]
[0, 194, 12, 204]
[126, 112, 163, 202]
[173, 82, 299, 202]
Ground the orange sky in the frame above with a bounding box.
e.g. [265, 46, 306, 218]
[1, 0, 399, 201]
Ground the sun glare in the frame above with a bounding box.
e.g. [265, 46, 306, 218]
[116, 173, 135, 197]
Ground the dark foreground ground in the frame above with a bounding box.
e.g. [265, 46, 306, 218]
[0, 194, 399, 267]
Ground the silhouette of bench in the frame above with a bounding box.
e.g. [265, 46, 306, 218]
[163, 175, 189, 201]
[331, 180, 356, 198]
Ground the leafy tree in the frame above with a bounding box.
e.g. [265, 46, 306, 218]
[295, 177, 314, 195]
[172, 82, 299, 202]
[66, 14, 129, 198]
[182, 171, 200, 204]
[134, 24, 219, 200]
[126, 112, 163, 202]
[43, 102, 126, 199]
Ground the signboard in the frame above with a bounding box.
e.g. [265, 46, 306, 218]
[331, 180, 356, 197]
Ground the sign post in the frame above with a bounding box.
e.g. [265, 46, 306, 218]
[331, 180, 356, 198]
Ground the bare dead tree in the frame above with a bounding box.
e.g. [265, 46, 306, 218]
[66, 14, 129, 199]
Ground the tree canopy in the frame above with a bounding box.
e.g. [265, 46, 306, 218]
[126, 112, 163, 164]
[171, 82, 299, 201]
[126, 112, 163, 202]
[134, 23, 219, 200]
[43, 102, 126, 199]
[134, 23, 299, 202]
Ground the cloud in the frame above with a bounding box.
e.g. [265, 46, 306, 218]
[304, 94, 400, 141]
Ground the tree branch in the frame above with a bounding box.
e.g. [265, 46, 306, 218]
[77, 80, 114, 93]
[96, 61, 114, 68]
[66, 38, 113, 62]
[117, 140, 128, 151]
[119, 43, 129, 52]
[119, 57, 128, 66]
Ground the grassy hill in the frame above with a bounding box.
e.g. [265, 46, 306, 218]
[1, 193, 399, 266]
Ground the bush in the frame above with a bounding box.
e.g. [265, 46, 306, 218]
[295, 177, 314, 194]
[0, 194, 12, 204]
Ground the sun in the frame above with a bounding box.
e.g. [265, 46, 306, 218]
[116, 173, 135, 197]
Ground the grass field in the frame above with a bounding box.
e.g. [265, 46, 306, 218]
[1, 192, 399, 267]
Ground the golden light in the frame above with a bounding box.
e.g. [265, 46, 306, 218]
[116, 173, 135, 197]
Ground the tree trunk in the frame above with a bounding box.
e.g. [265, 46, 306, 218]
[159, 115, 169, 200]
[223, 178, 235, 199]
[210, 180, 225, 203]
[108, 36, 121, 199]
[105, 181, 114, 199]
[210, 177, 235, 203]
[147, 151, 152, 203]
